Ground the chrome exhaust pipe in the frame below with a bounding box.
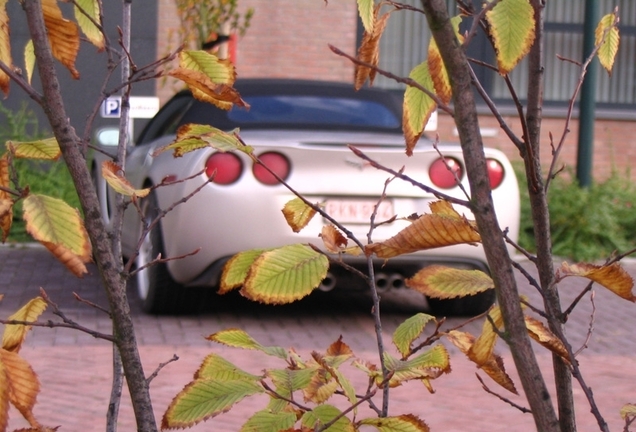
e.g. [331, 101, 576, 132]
[388, 273, 405, 290]
[319, 273, 337, 292]
[375, 273, 391, 293]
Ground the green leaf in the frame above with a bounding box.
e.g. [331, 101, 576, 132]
[332, 368, 358, 414]
[359, 414, 431, 432]
[206, 329, 287, 359]
[393, 313, 436, 358]
[195, 354, 263, 381]
[24, 40, 35, 85]
[595, 11, 620, 75]
[153, 125, 252, 157]
[219, 249, 267, 294]
[406, 265, 494, 299]
[240, 410, 297, 432]
[382, 345, 450, 387]
[268, 367, 318, 394]
[162, 379, 264, 429]
[7, 137, 61, 160]
[486, 0, 535, 75]
[241, 244, 329, 304]
[74, 0, 104, 50]
[301, 404, 353, 432]
[357, 0, 375, 33]
[403, 61, 436, 155]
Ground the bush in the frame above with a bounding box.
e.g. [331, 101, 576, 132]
[0, 102, 80, 243]
[517, 165, 636, 262]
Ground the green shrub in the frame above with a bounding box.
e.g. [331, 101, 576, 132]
[0, 102, 80, 243]
[516, 164, 636, 262]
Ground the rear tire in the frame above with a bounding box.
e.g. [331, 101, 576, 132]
[136, 193, 199, 314]
[427, 289, 496, 317]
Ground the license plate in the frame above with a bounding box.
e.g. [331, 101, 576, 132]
[324, 199, 394, 224]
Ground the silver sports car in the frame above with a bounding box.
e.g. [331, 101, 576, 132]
[93, 79, 520, 314]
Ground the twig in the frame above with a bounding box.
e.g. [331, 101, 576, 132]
[574, 290, 596, 357]
[147, 354, 179, 384]
[475, 374, 532, 413]
[73, 292, 112, 316]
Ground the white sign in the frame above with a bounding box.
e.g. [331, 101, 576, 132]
[101, 96, 160, 119]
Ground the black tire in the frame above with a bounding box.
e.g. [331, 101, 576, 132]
[427, 289, 496, 317]
[136, 193, 200, 314]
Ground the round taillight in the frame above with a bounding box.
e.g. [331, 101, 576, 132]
[429, 157, 463, 189]
[253, 152, 291, 185]
[486, 158, 505, 189]
[205, 152, 243, 185]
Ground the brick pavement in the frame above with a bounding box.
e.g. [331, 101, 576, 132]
[1, 245, 635, 431]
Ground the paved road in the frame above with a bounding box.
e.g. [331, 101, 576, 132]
[1, 245, 635, 431]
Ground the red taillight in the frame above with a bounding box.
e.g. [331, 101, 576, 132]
[205, 152, 243, 185]
[486, 158, 505, 189]
[429, 157, 463, 189]
[253, 152, 291, 185]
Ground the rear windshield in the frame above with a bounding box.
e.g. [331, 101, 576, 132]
[228, 96, 401, 129]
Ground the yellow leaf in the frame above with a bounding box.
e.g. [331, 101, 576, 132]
[7, 137, 61, 160]
[219, 249, 265, 294]
[304, 369, 338, 404]
[595, 11, 620, 75]
[281, 197, 316, 233]
[101, 161, 150, 198]
[354, 4, 391, 90]
[24, 40, 35, 85]
[403, 61, 436, 155]
[41, 240, 88, 277]
[356, 0, 374, 33]
[524, 316, 570, 364]
[427, 16, 463, 106]
[445, 330, 517, 394]
[74, 0, 104, 50]
[485, 0, 536, 75]
[169, 51, 248, 110]
[621, 403, 636, 420]
[0, 349, 41, 426]
[360, 414, 431, 432]
[321, 224, 348, 253]
[365, 200, 480, 258]
[559, 261, 635, 302]
[22, 194, 92, 271]
[153, 125, 249, 157]
[0, 155, 11, 242]
[406, 265, 494, 299]
[0, 0, 11, 96]
[2, 297, 47, 353]
[468, 306, 503, 366]
[42, 0, 80, 79]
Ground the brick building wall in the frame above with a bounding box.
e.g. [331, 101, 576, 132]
[156, 1, 636, 183]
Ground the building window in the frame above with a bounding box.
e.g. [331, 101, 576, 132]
[373, 1, 635, 112]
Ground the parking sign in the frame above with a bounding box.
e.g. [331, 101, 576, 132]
[101, 97, 122, 118]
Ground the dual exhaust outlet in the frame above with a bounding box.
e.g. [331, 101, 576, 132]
[318, 272, 406, 292]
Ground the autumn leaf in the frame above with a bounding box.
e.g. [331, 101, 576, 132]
[403, 61, 437, 155]
[7, 137, 61, 161]
[22, 194, 92, 276]
[241, 411, 297, 432]
[595, 11, 620, 75]
[42, 0, 80, 79]
[485, 0, 535, 75]
[74, 0, 104, 50]
[356, 0, 374, 33]
[206, 328, 287, 359]
[321, 224, 348, 253]
[360, 414, 431, 432]
[354, 3, 391, 90]
[24, 40, 35, 85]
[427, 15, 463, 106]
[524, 316, 570, 364]
[382, 346, 450, 389]
[169, 50, 248, 109]
[621, 403, 636, 420]
[281, 197, 316, 233]
[366, 200, 480, 258]
[101, 161, 150, 198]
[559, 261, 635, 302]
[301, 404, 353, 432]
[153, 125, 250, 157]
[392, 313, 437, 358]
[218, 248, 265, 294]
[406, 265, 494, 300]
[194, 354, 262, 381]
[0, 154, 11, 242]
[0, 0, 11, 95]
[0, 348, 41, 427]
[240, 244, 329, 304]
[469, 305, 503, 366]
[2, 297, 47, 353]
[304, 369, 338, 404]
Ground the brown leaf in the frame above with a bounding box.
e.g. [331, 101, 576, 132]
[468, 306, 503, 366]
[41, 241, 87, 277]
[42, 0, 80, 79]
[354, 4, 390, 90]
[303, 368, 337, 404]
[559, 261, 635, 302]
[427, 42, 451, 105]
[320, 225, 348, 253]
[525, 316, 570, 364]
[0, 354, 8, 432]
[0, 198, 11, 243]
[366, 200, 480, 258]
[101, 161, 150, 198]
[0, 349, 41, 427]
[0, 2, 11, 95]
[281, 198, 317, 233]
[326, 336, 353, 357]
[169, 68, 248, 110]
